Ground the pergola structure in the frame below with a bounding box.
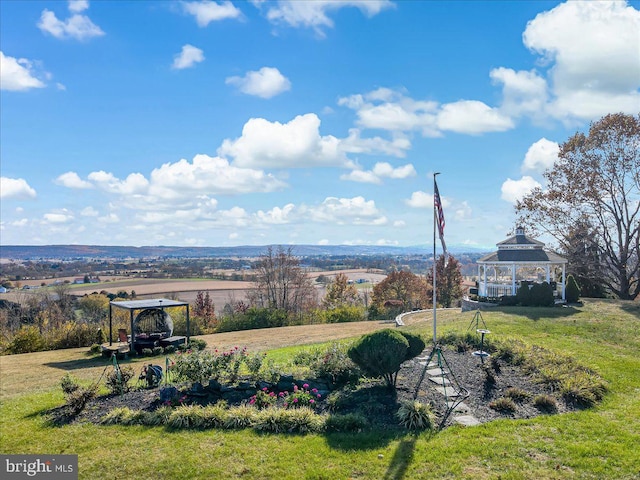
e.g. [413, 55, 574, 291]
[477, 227, 568, 300]
[108, 298, 190, 353]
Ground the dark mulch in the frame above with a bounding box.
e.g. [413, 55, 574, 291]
[51, 346, 577, 429]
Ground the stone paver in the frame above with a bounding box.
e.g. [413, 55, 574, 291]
[428, 376, 451, 386]
[434, 387, 460, 397]
[446, 401, 470, 413]
[426, 367, 446, 376]
[453, 415, 481, 427]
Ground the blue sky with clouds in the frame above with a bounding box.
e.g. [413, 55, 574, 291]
[1, 0, 639, 249]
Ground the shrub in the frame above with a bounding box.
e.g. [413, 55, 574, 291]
[65, 385, 98, 414]
[530, 282, 554, 307]
[566, 274, 580, 303]
[254, 407, 289, 433]
[500, 295, 518, 306]
[7, 326, 47, 354]
[489, 397, 517, 413]
[533, 394, 557, 413]
[141, 348, 153, 357]
[347, 329, 410, 387]
[60, 373, 80, 396]
[164, 345, 176, 354]
[105, 366, 135, 395]
[322, 305, 367, 323]
[516, 282, 532, 306]
[152, 346, 164, 356]
[187, 338, 207, 351]
[216, 308, 289, 333]
[325, 413, 368, 432]
[310, 343, 360, 388]
[395, 399, 435, 430]
[397, 331, 426, 360]
[245, 352, 266, 379]
[89, 343, 101, 354]
[254, 407, 324, 434]
[171, 350, 217, 385]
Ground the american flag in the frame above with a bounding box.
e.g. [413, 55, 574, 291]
[434, 180, 447, 256]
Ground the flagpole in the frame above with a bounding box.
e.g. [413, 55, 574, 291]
[433, 172, 440, 344]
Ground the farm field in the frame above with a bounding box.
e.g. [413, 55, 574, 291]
[1, 300, 639, 479]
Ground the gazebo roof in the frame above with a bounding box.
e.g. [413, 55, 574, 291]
[110, 298, 188, 311]
[478, 249, 567, 264]
[478, 226, 567, 264]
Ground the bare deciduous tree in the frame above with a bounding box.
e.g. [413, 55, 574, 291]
[249, 246, 317, 315]
[516, 113, 640, 299]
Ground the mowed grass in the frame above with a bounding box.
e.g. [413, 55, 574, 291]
[1, 300, 639, 479]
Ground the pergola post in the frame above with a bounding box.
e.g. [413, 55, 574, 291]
[130, 309, 135, 352]
[562, 264, 566, 300]
[511, 264, 516, 295]
[108, 303, 113, 346]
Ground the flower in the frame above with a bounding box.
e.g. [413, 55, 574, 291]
[303, 383, 309, 389]
[310, 399, 315, 404]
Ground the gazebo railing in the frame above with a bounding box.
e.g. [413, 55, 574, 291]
[479, 283, 514, 298]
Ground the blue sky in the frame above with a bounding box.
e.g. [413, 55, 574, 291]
[1, 1, 639, 249]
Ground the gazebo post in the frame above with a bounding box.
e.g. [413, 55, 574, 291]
[562, 264, 566, 300]
[511, 264, 516, 295]
[109, 303, 113, 346]
[130, 309, 135, 352]
[186, 305, 190, 345]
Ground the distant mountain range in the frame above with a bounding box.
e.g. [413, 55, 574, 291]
[0, 244, 489, 261]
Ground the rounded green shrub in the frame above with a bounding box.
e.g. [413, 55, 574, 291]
[530, 282, 554, 307]
[397, 331, 426, 360]
[347, 329, 409, 387]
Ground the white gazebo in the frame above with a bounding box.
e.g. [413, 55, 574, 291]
[477, 227, 568, 300]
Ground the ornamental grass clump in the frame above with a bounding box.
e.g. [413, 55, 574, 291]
[533, 394, 558, 413]
[395, 399, 435, 430]
[504, 387, 530, 403]
[224, 405, 257, 429]
[489, 397, 517, 413]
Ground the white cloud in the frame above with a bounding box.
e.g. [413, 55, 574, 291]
[437, 100, 514, 134]
[0, 177, 37, 199]
[340, 88, 513, 137]
[55, 171, 93, 189]
[226, 67, 291, 99]
[501, 176, 541, 204]
[80, 206, 99, 217]
[341, 162, 416, 184]
[393, 220, 406, 228]
[339, 89, 440, 136]
[340, 129, 411, 157]
[255, 204, 296, 224]
[172, 44, 205, 70]
[37, 6, 104, 40]
[0, 52, 46, 91]
[490, 67, 548, 118]
[43, 210, 74, 224]
[182, 1, 242, 27]
[405, 190, 452, 209]
[306, 196, 387, 225]
[68, 1, 89, 13]
[521, 138, 559, 173]
[522, 0, 640, 121]
[259, 0, 394, 36]
[219, 113, 345, 168]
[88, 171, 149, 195]
[454, 201, 472, 221]
[148, 154, 286, 200]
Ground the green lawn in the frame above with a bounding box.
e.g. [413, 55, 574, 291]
[1, 299, 639, 479]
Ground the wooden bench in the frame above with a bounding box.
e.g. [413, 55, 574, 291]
[159, 336, 187, 348]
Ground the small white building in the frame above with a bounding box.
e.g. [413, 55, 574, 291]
[477, 227, 568, 300]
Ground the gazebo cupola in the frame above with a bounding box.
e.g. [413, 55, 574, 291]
[477, 226, 568, 300]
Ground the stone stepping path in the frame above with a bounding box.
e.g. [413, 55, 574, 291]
[421, 356, 482, 427]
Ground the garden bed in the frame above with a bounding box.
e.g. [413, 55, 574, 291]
[51, 343, 590, 430]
